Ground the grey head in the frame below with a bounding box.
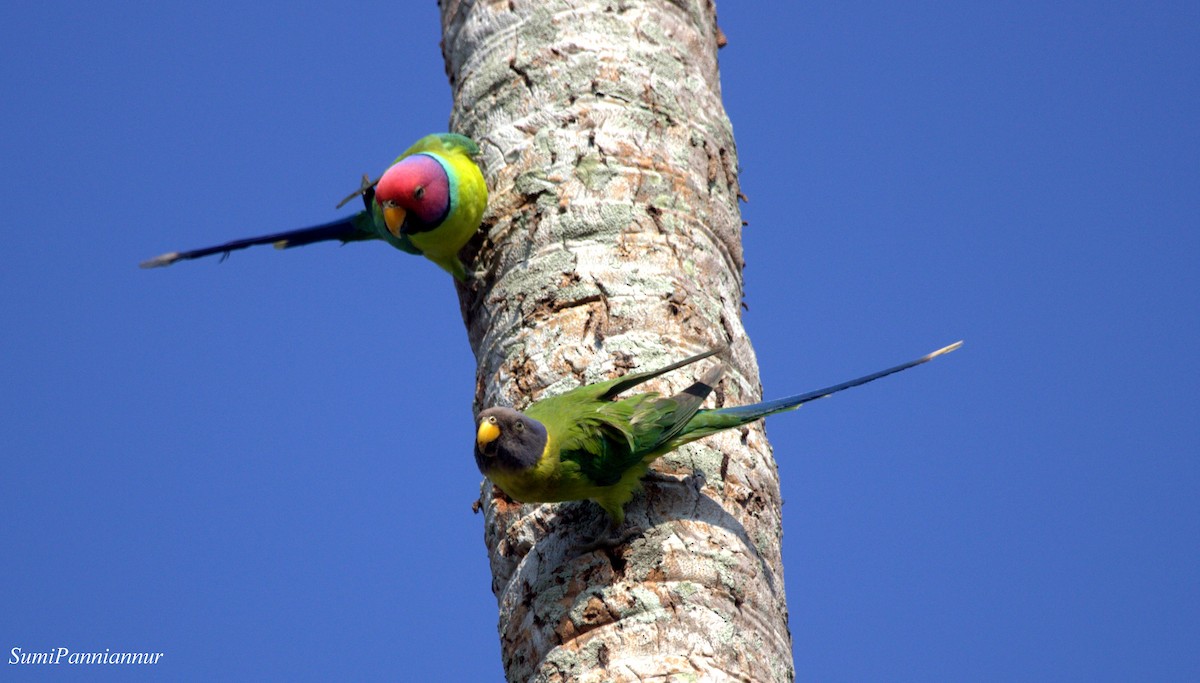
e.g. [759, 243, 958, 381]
[474, 406, 548, 475]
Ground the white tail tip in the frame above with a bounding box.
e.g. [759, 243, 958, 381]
[139, 252, 180, 268]
[925, 340, 963, 361]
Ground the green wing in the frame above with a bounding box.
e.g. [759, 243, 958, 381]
[554, 410, 640, 487]
[531, 347, 725, 409]
[527, 352, 726, 487]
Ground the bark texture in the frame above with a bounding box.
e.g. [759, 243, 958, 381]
[441, 1, 794, 680]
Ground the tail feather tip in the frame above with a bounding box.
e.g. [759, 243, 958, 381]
[927, 340, 963, 360]
[139, 252, 179, 269]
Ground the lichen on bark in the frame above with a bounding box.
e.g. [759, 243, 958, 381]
[440, 1, 794, 680]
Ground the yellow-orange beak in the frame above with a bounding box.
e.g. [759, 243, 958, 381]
[383, 204, 407, 238]
[476, 420, 500, 447]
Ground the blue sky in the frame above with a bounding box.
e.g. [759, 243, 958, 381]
[2, 2, 1196, 680]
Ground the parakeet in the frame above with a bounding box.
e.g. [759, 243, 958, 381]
[475, 341, 962, 525]
[140, 133, 487, 280]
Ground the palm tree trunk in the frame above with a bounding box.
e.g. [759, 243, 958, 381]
[441, 1, 794, 679]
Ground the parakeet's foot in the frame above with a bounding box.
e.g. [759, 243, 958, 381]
[576, 522, 644, 556]
[575, 471, 690, 554]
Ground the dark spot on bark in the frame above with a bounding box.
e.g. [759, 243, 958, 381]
[612, 351, 636, 371]
[473, 372, 487, 411]
[511, 352, 541, 396]
[581, 280, 612, 344]
[525, 293, 602, 327]
[665, 289, 693, 326]
[558, 592, 615, 644]
[508, 56, 534, 90]
[745, 491, 767, 515]
[600, 544, 627, 577]
[719, 311, 737, 342]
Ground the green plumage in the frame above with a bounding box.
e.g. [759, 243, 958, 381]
[475, 342, 961, 524]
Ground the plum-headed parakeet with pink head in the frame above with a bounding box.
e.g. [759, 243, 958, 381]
[141, 133, 487, 281]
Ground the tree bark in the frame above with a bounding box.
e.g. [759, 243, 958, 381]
[441, 1, 794, 680]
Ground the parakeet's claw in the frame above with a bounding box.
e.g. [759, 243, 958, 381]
[357, 174, 375, 213]
[335, 173, 380, 209]
[576, 526, 643, 556]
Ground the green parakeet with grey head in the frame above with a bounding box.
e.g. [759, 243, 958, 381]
[475, 341, 961, 525]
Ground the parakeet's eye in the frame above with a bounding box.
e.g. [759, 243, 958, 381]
[515, 422, 525, 432]
[487, 416, 497, 425]
[414, 186, 425, 199]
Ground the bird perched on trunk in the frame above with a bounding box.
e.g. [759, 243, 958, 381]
[140, 133, 487, 280]
[475, 341, 961, 525]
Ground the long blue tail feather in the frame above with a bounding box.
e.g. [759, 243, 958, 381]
[675, 341, 962, 444]
[140, 214, 375, 268]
